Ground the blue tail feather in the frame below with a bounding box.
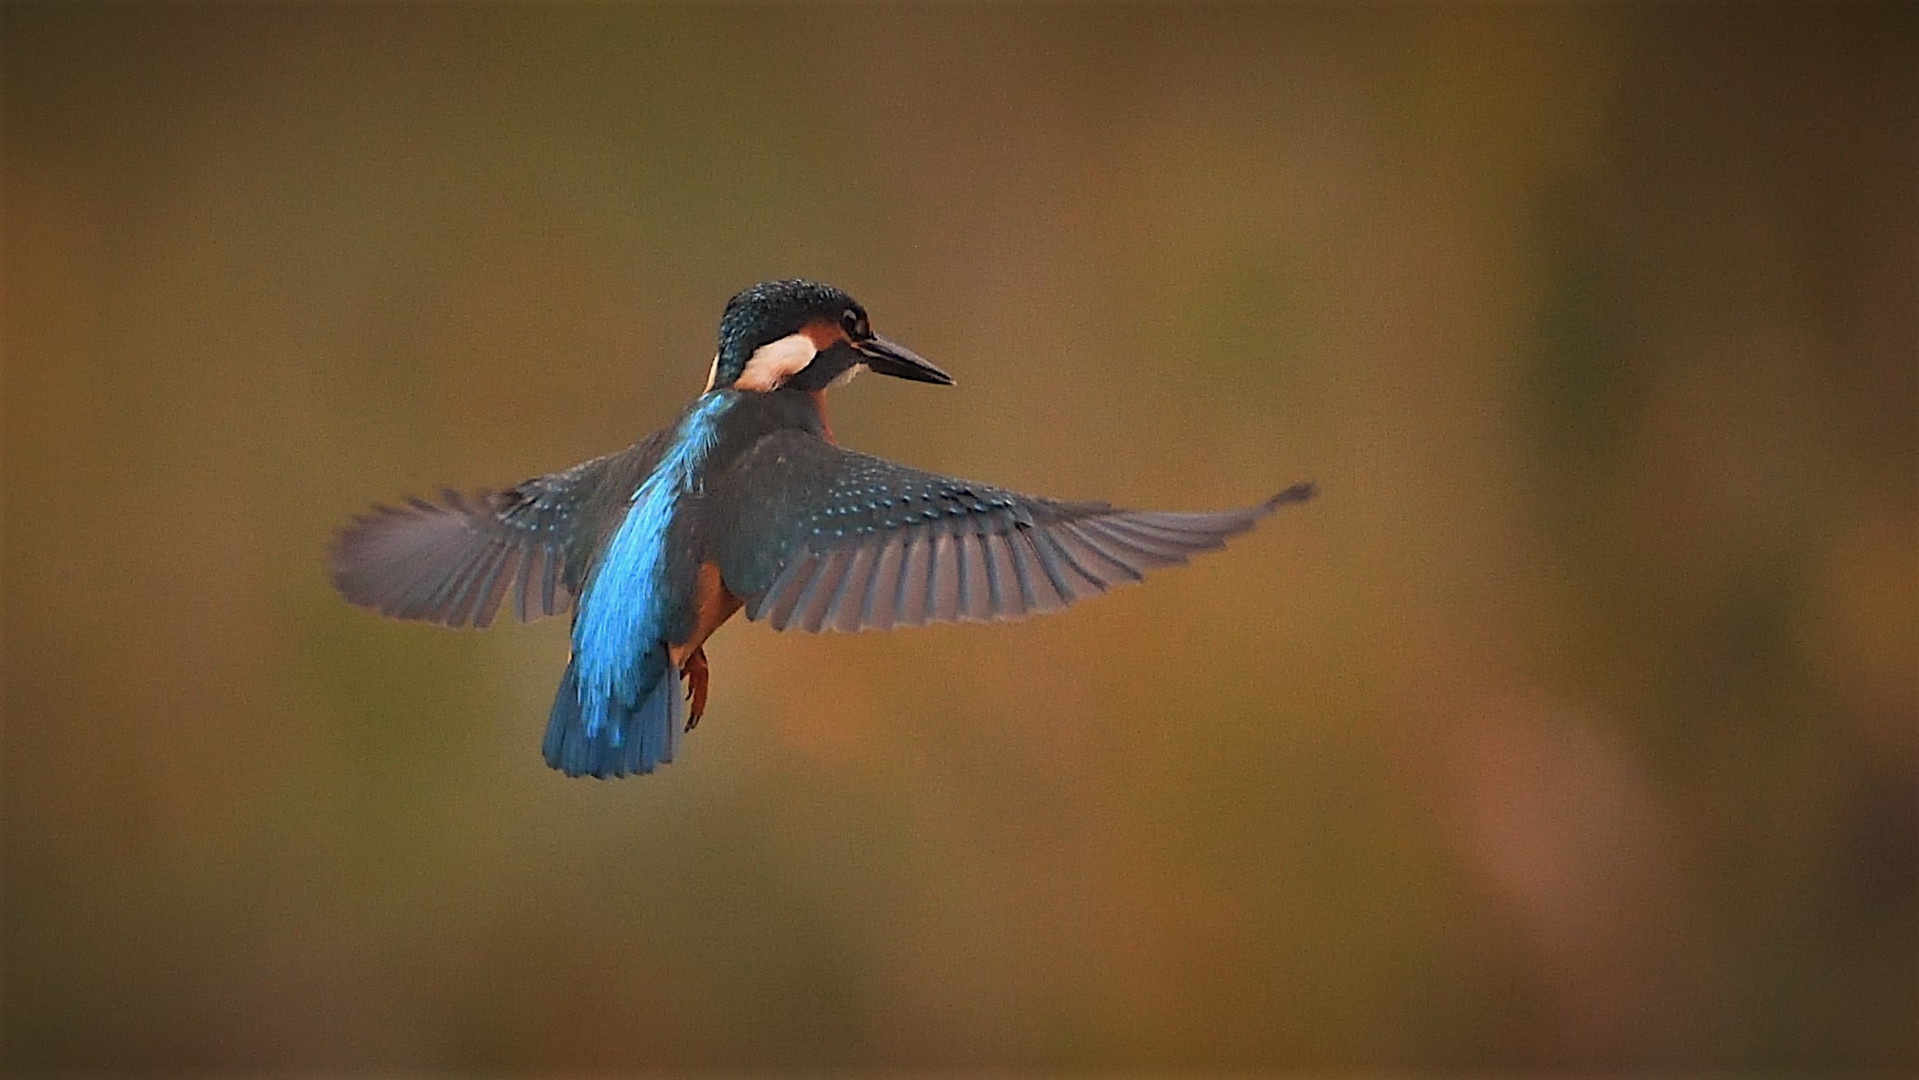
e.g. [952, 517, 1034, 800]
[544, 650, 684, 778]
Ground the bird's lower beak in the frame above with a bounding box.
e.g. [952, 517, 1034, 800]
[856, 336, 955, 385]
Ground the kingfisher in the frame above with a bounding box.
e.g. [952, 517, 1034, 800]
[333, 279, 1316, 778]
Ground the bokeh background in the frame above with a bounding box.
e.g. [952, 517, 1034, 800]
[4, 3, 1913, 1072]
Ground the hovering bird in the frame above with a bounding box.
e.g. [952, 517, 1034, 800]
[333, 279, 1315, 778]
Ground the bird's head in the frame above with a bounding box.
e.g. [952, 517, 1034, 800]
[705, 279, 954, 394]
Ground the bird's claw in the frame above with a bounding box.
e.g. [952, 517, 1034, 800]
[681, 646, 710, 732]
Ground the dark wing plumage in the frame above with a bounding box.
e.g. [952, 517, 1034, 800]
[712, 429, 1315, 633]
[331, 439, 657, 628]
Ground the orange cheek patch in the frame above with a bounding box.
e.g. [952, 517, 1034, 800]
[800, 319, 850, 352]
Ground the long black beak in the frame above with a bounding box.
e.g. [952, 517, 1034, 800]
[855, 335, 955, 385]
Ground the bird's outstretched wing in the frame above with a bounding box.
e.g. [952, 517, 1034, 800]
[331, 438, 658, 628]
[712, 429, 1314, 633]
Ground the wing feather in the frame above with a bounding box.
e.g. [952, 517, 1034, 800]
[434, 543, 493, 626]
[1057, 521, 1149, 581]
[332, 441, 654, 628]
[866, 537, 906, 631]
[986, 532, 1025, 615]
[762, 551, 819, 630]
[833, 544, 882, 634]
[794, 549, 855, 633]
[930, 528, 962, 623]
[896, 531, 932, 627]
[512, 545, 542, 623]
[1024, 527, 1097, 599]
[467, 543, 519, 629]
[1088, 519, 1203, 562]
[712, 429, 1313, 634]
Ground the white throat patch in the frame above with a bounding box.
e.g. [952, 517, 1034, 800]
[735, 332, 818, 392]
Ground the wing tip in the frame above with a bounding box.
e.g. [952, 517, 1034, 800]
[1264, 481, 1317, 512]
[328, 486, 522, 630]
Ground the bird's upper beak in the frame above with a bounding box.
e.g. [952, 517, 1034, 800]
[855, 335, 955, 386]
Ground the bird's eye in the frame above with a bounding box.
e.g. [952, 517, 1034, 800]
[841, 308, 869, 339]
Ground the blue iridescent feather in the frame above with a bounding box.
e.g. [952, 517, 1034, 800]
[545, 393, 730, 776]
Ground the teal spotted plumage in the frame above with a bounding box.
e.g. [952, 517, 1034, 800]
[333, 279, 1316, 778]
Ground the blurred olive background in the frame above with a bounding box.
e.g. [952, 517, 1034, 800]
[4, 3, 1913, 1072]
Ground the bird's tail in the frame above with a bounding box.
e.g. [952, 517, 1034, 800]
[544, 648, 684, 778]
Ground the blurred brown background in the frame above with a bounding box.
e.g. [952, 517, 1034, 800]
[4, 3, 1914, 1072]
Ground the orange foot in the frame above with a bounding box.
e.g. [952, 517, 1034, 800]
[681, 646, 710, 732]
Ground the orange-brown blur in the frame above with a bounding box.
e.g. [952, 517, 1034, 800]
[4, 5, 1913, 1072]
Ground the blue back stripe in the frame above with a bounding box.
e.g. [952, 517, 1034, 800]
[571, 393, 731, 734]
